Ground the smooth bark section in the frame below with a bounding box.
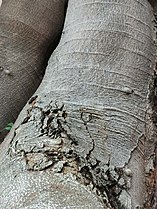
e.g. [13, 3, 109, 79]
[41, 1, 155, 206]
[0, 0, 156, 208]
[0, 0, 67, 141]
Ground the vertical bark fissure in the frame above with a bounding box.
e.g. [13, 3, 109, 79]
[144, 7, 157, 208]
[149, 55, 157, 208]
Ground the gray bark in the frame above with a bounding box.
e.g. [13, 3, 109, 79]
[0, 0, 156, 208]
[0, 0, 67, 141]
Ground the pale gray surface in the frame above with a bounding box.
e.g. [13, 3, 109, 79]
[0, 0, 156, 208]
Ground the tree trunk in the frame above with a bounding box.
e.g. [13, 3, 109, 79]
[0, 0, 156, 208]
[0, 0, 67, 141]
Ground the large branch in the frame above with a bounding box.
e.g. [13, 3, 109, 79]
[0, 0, 67, 141]
[0, 0, 156, 208]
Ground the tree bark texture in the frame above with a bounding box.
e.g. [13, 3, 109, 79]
[0, 0, 156, 208]
[0, 0, 67, 140]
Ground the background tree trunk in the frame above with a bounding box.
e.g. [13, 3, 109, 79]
[0, 0, 67, 141]
[0, 0, 156, 208]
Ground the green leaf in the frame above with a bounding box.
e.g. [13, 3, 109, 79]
[3, 122, 14, 132]
[4, 126, 12, 131]
[7, 122, 14, 127]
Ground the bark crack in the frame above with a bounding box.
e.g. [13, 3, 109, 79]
[8, 100, 132, 208]
[126, 133, 145, 166]
[144, 13, 157, 208]
[80, 111, 95, 160]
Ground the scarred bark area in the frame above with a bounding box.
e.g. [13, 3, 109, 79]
[0, 0, 67, 141]
[0, 0, 156, 208]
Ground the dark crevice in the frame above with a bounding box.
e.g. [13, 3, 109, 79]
[149, 71, 157, 209]
[33, 1, 69, 78]
[150, 10, 157, 208]
[79, 162, 127, 209]
[144, 11, 157, 208]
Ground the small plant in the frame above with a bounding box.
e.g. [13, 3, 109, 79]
[0, 122, 14, 133]
[4, 122, 14, 131]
